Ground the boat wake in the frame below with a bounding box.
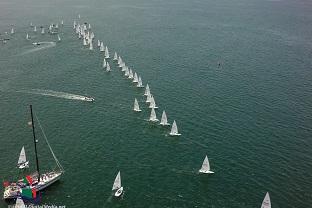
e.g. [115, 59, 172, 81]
[16, 89, 93, 102]
[20, 41, 56, 55]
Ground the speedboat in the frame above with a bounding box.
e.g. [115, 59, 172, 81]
[84, 97, 94, 102]
[32, 42, 41, 46]
[114, 187, 123, 197]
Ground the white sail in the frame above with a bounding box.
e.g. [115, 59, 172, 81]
[137, 76, 144, 87]
[100, 42, 104, 52]
[133, 73, 138, 83]
[55, 23, 59, 29]
[199, 155, 214, 174]
[144, 84, 150, 96]
[34, 26, 37, 32]
[112, 171, 121, 190]
[89, 40, 93, 50]
[134, 98, 141, 112]
[128, 69, 134, 79]
[149, 108, 158, 122]
[83, 38, 87, 46]
[118, 56, 122, 65]
[41, 28, 45, 34]
[149, 96, 158, 109]
[26, 33, 30, 40]
[57, 35, 61, 42]
[11, 28, 14, 34]
[169, 120, 181, 136]
[97, 40, 100, 47]
[146, 93, 152, 103]
[18, 146, 27, 165]
[124, 67, 129, 76]
[160, 111, 170, 125]
[113, 52, 118, 60]
[30, 22, 33, 27]
[121, 65, 127, 72]
[15, 197, 26, 208]
[106, 63, 111, 72]
[102, 59, 107, 68]
[105, 46, 110, 58]
[61, 20, 64, 25]
[261, 192, 271, 208]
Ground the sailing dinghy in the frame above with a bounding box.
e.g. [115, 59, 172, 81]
[106, 63, 111, 72]
[160, 111, 170, 126]
[17, 146, 29, 169]
[149, 108, 158, 122]
[199, 155, 214, 174]
[112, 171, 123, 197]
[169, 120, 181, 136]
[134, 98, 141, 112]
[261, 192, 271, 208]
[113, 52, 118, 61]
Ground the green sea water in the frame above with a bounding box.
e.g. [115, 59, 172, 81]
[0, 0, 312, 207]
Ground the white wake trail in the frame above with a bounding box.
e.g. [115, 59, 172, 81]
[20, 41, 56, 55]
[16, 89, 92, 102]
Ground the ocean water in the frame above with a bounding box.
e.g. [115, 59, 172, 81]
[0, 0, 312, 207]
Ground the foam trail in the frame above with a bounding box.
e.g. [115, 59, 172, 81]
[16, 89, 92, 102]
[19, 41, 56, 55]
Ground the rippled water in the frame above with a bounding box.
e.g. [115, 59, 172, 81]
[0, 0, 312, 207]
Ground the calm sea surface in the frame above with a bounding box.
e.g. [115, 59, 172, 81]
[0, 0, 312, 207]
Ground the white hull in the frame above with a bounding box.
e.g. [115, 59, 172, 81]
[114, 187, 123, 197]
[18, 161, 29, 169]
[134, 109, 142, 112]
[169, 133, 181, 136]
[149, 119, 159, 122]
[199, 170, 214, 174]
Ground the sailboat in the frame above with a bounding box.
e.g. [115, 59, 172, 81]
[146, 93, 152, 103]
[34, 26, 37, 32]
[121, 66, 127, 72]
[83, 38, 87, 46]
[15, 197, 25, 208]
[41, 28, 45, 34]
[128, 69, 134, 79]
[57, 35, 61, 42]
[3, 105, 64, 200]
[105, 46, 110, 59]
[17, 146, 29, 169]
[112, 171, 123, 197]
[199, 155, 214, 174]
[133, 98, 141, 112]
[26, 33, 30, 40]
[149, 96, 158, 109]
[117, 56, 122, 65]
[100, 42, 104, 52]
[160, 111, 170, 126]
[261, 192, 271, 208]
[61, 20, 64, 26]
[106, 63, 111, 72]
[133, 73, 138, 83]
[124, 67, 129, 77]
[169, 120, 181, 136]
[149, 108, 158, 122]
[144, 84, 150, 96]
[11, 28, 14, 34]
[137, 76, 144, 88]
[97, 40, 100, 47]
[103, 59, 107, 68]
[89, 40, 93, 50]
[113, 52, 118, 61]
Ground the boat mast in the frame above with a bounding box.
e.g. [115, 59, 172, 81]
[30, 105, 40, 182]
